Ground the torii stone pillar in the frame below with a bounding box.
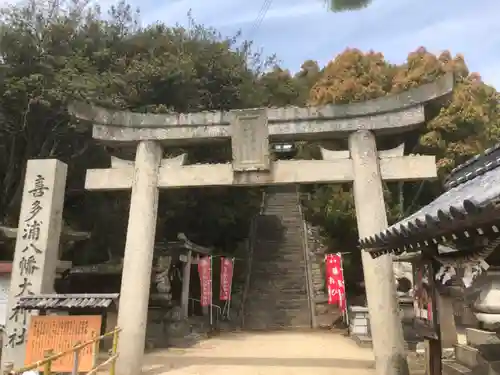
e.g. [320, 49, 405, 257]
[116, 141, 162, 375]
[349, 131, 408, 375]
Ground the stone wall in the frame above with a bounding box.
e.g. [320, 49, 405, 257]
[304, 223, 340, 327]
[307, 224, 325, 298]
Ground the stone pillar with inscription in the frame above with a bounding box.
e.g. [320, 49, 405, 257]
[2, 159, 67, 369]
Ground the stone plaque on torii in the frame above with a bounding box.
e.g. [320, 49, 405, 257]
[68, 73, 453, 375]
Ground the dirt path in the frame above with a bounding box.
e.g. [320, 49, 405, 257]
[140, 331, 376, 375]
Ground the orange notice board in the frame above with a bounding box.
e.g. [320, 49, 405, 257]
[25, 315, 102, 372]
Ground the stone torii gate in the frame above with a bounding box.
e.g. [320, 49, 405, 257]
[69, 73, 453, 375]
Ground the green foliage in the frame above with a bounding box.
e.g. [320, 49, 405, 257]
[0, 0, 277, 261]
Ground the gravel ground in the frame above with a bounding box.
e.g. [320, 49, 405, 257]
[139, 331, 376, 375]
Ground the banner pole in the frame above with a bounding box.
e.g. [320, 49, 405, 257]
[226, 257, 235, 320]
[338, 252, 349, 326]
[210, 255, 213, 327]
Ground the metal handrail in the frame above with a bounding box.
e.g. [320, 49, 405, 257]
[240, 191, 266, 328]
[3, 327, 121, 375]
[189, 298, 222, 323]
[297, 189, 317, 329]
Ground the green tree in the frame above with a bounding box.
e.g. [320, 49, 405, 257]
[0, 0, 276, 262]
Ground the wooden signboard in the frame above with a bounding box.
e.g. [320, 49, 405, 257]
[25, 315, 102, 372]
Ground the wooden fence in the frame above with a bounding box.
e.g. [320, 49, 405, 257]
[3, 327, 120, 375]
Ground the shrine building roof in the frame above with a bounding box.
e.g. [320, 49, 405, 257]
[15, 293, 119, 311]
[359, 143, 500, 257]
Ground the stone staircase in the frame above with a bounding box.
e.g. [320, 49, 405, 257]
[242, 186, 312, 330]
[444, 328, 500, 375]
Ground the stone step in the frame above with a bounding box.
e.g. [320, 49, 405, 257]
[253, 247, 305, 253]
[444, 360, 500, 375]
[248, 281, 307, 288]
[246, 282, 309, 291]
[242, 323, 311, 331]
[246, 291, 308, 298]
[251, 264, 305, 269]
[244, 314, 311, 322]
[251, 261, 305, 267]
[244, 191, 311, 331]
[259, 209, 302, 217]
[264, 204, 299, 208]
[245, 301, 309, 307]
[443, 362, 473, 375]
[250, 268, 305, 273]
[251, 259, 306, 266]
[249, 280, 307, 287]
[252, 256, 304, 261]
[488, 361, 500, 375]
[251, 266, 306, 271]
[246, 296, 308, 302]
[244, 310, 311, 317]
[248, 300, 309, 315]
[253, 253, 305, 258]
[256, 236, 304, 241]
[250, 267, 305, 272]
[262, 214, 300, 218]
[264, 203, 299, 208]
[260, 212, 301, 217]
[262, 212, 300, 217]
[250, 273, 306, 278]
[249, 278, 307, 284]
[251, 261, 305, 266]
[252, 255, 305, 260]
[253, 248, 305, 253]
[246, 293, 308, 299]
[455, 344, 479, 368]
[244, 309, 309, 315]
[255, 222, 302, 228]
[265, 198, 298, 204]
[252, 247, 304, 253]
[466, 328, 500, 346]
[243, 311, 310, 319]
[261, 213, 300, 219]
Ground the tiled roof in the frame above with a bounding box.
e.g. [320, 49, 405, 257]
[15, 294, 119, 311]
[360, 144, 500, 256]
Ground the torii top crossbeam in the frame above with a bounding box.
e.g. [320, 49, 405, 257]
[69, 73, 453, 146]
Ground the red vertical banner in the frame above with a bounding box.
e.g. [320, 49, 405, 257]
[198, 256, 212, 306]
[219, 257, 234, 301]
[325, 253, 346, 312]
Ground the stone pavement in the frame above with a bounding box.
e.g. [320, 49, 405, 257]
[139, 331, 376, 375]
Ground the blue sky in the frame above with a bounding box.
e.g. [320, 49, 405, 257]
[115, 0, 500, 88]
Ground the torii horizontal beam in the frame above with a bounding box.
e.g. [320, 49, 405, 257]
[68, 74, 453, 145]
[85, 156, 436, 191]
